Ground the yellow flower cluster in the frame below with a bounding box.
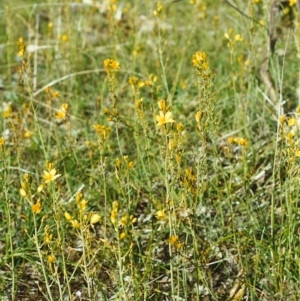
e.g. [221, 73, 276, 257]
[224, 28, 243, 42]
[64, 191, 101, 229]
[153, 1, 163, 16]
[228, 137, 248, 147]
[168, 235, 183, 249]
[56, 103, 69, 120]
[17, 37, 26, 58]
[93, 124, 111, 141]
[103, 59, 120, 70]
[45, 86, 59, 100]
[192, 51, 208, 70]
[110, 201, 119, 226]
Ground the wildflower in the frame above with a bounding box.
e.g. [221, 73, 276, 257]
[20, 188, 27, 198]
[56, 103, 68, 119]
[138, 81, 145, 88]
[78, 199, 88, 211]
[37, 184, 44, 193]
[52, 91, 59, 98]
[70, 219, 80, 229]
[176, 123, 185, 134]
[32, 200, 41, 214]
[0, 137, 5, 146]
[103, 59, 120, 70]
[76, 191, 83, 203]
[111, 201, 119, 225]
[168, 139, 174, 150]
[153, 1, 163, 16]
[90, 213, 101, 224]
[93, 124, 110, 141]
[228, 137, 235, 144]
[234, 34, 243, 42]
[47, 255, 55, 263]
[288, 117, 297, 127]
[130, 215, 137, 224]
[120, 232, 126, 239]
[59, 34, 68, 42]
[155, 111, 175, 127]
[224, 28, 234, 39]
[128, 76, 138, 86]
[286, 132, 295, 141]
[64, 212, 72, 221]
[43, 168, 61, 183]
[195, 111, 203, 123]
[168, 235, 179, 245]
[135, 98, 143, 109]
[128, 161, 134, 169]
[44, 226, 53, 244]
[24, 131, 32, 138]
[158, 99, 166, 111]
[290, 0, 296, 6]
[144, 74, 157, 86]
[237, 138, 248, 147]
[119, 215, 128, 228]
[2, 105, 12, 118]
[17, 37, 26, 58]
[192, 52, 207, 68]
[279, 115, 286, 124]
[155, 210, 166, 220]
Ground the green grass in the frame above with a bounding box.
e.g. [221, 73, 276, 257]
[1, 0, 300, 300]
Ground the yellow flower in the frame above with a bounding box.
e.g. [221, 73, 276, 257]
[78, 199, 88, 211]
[234, 34, 243, 42]
[280, 115, 286, 124]
[168, 235, 179, 245]
[70, 219, 80, 229]
[64, 212, 72, 221]
[290, 0, 296, 6]
[59, 34, 68, 42]
[168, 139, 174, 150]
[155, 210, 166, 220]
[32, 200, 41, 214]
[157, 99, 166, 111]
[43, 168, 61, 183]
[37, 184, 44, 193]
[155, 111, 175, 127]
[195, 111, 203, 123]
[24, 131, 32, 138]
[192, 51, 207, 67]
[288, 117, 297, 127]
[56, 103, 68, 119]
[128, 76, 138, 85]
[47, 255, 55, 263]
[20, 188, 27, 198]
[0, 137, 5, 146]
[228, 137, 235, 144]
[103, 59, 120, 70]
[2, 105, 12, 118]
[90, 213, 101, 224]
[237, 138, 248, 147]
[295, 149, 300, 157]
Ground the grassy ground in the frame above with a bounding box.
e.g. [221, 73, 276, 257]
[1, 0, 300, 300]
